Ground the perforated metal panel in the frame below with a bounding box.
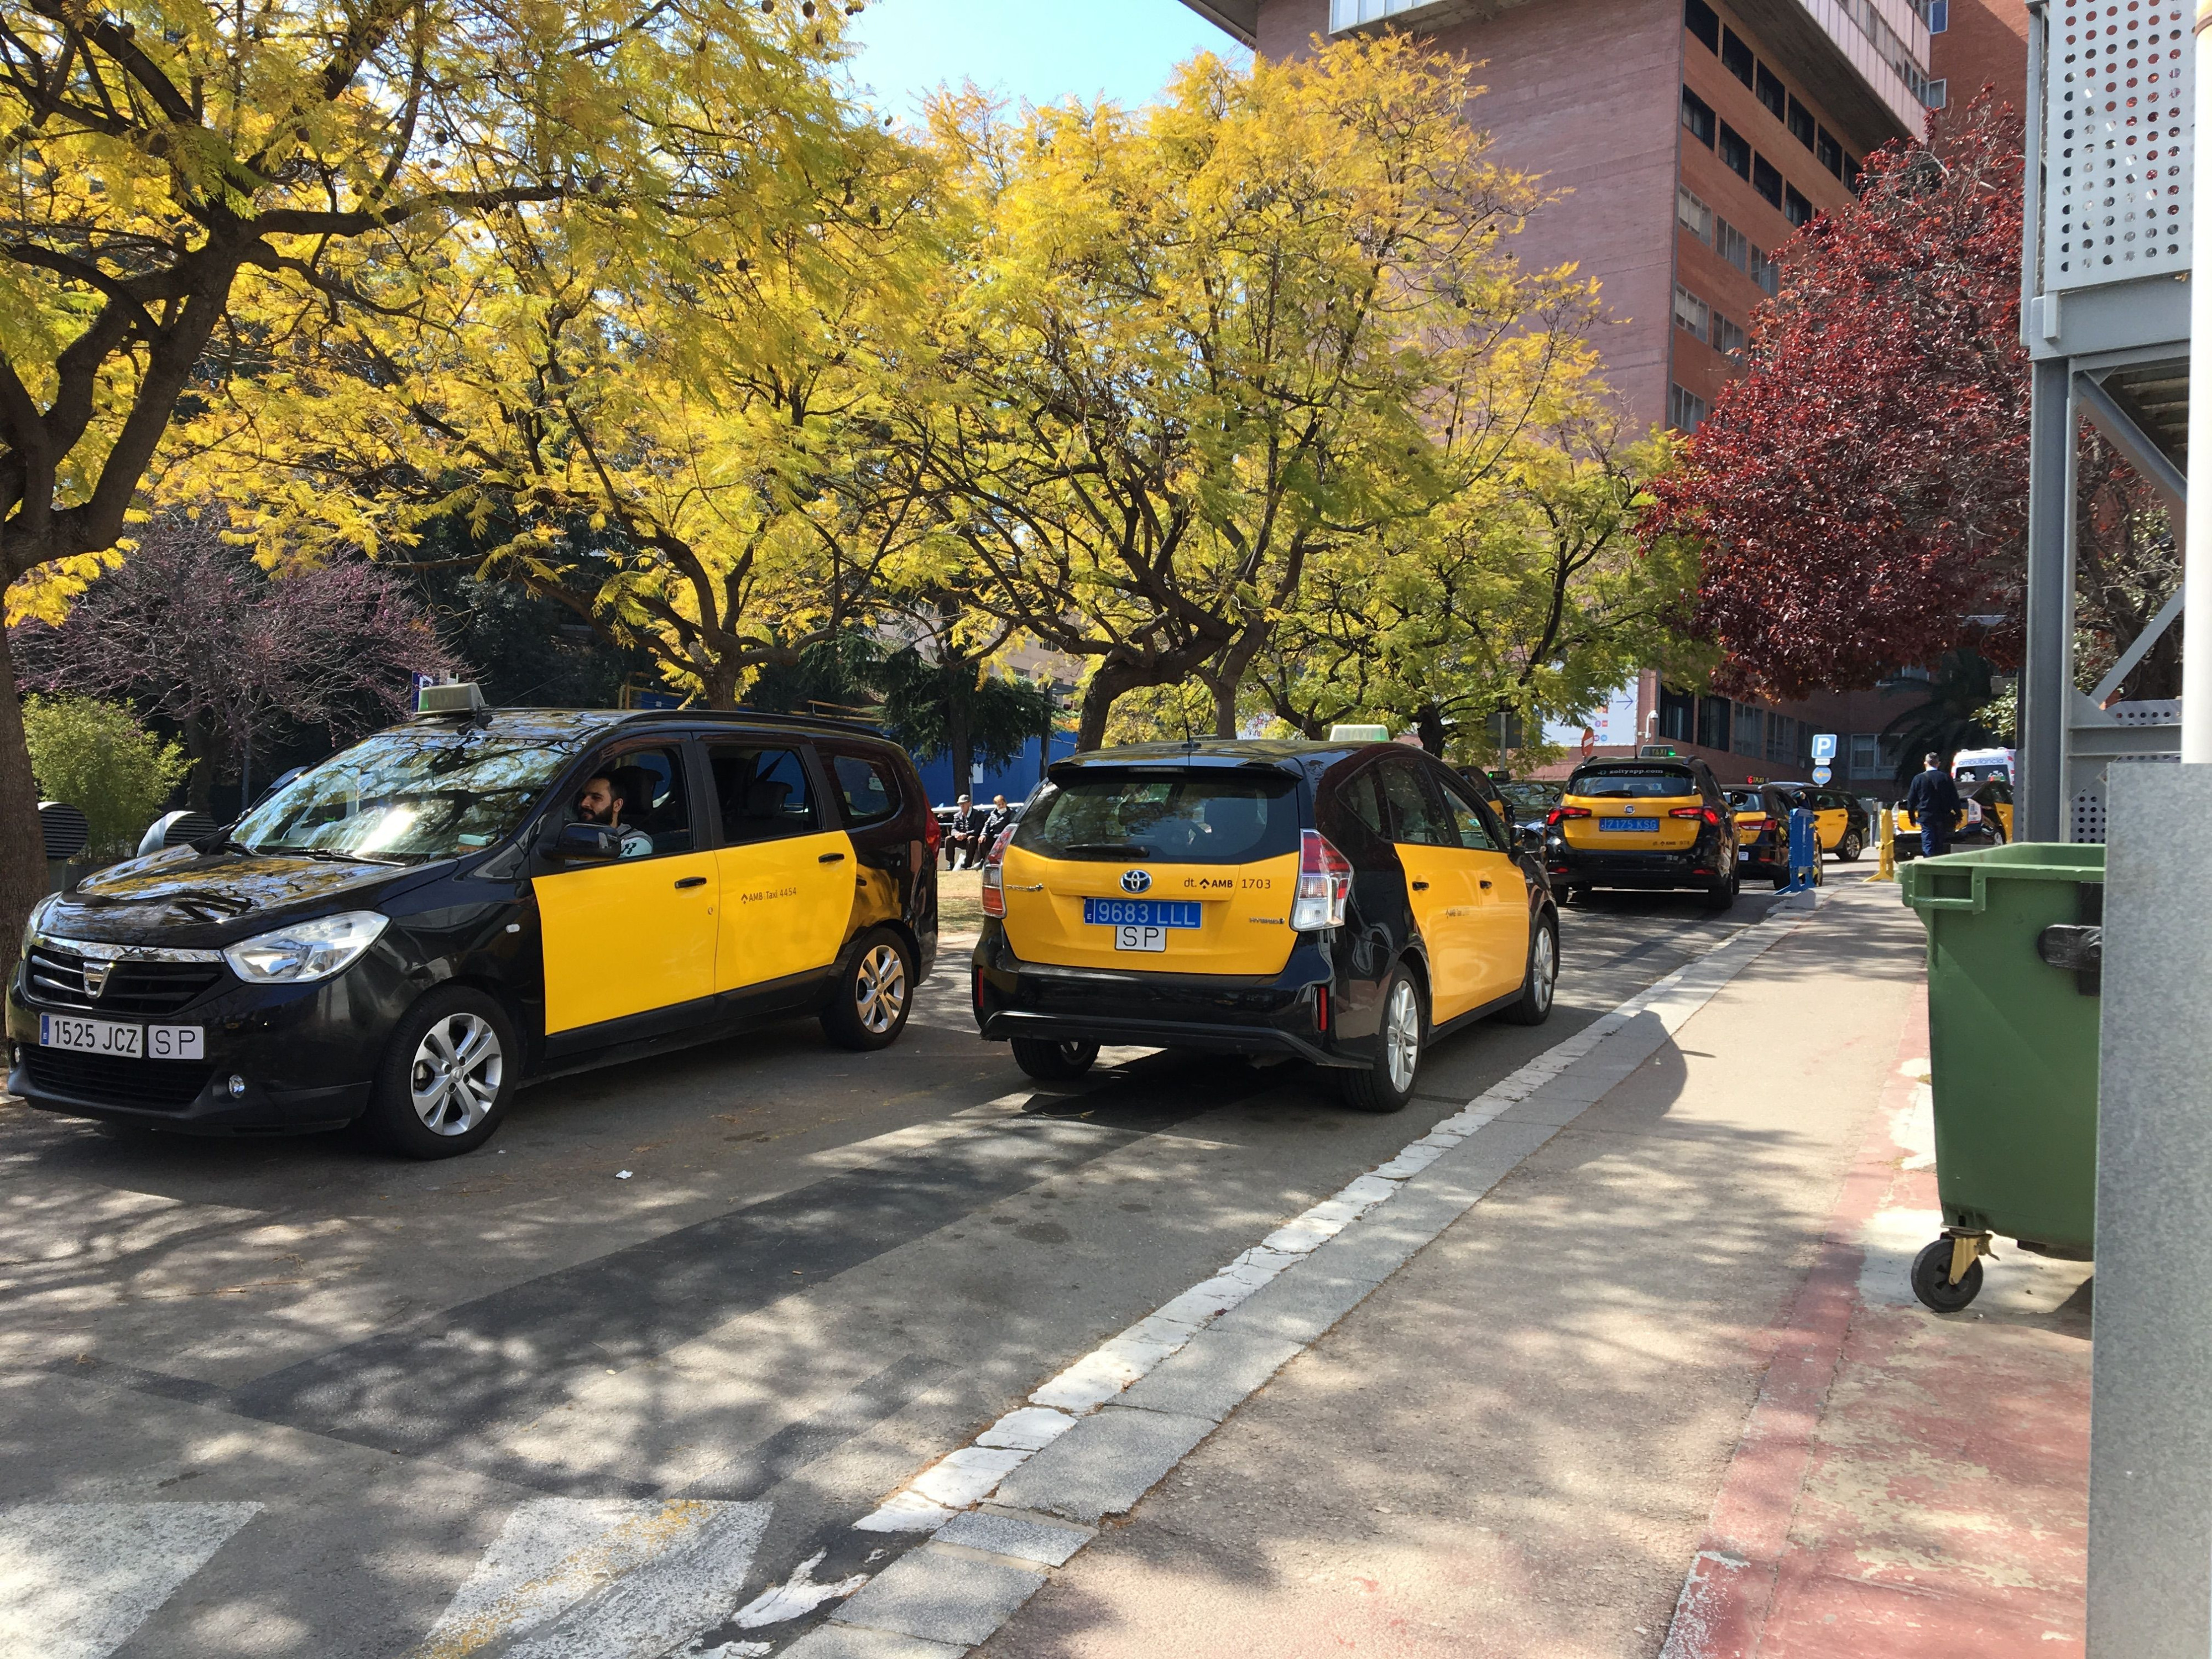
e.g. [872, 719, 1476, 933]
[2044, 0, 2194, 291]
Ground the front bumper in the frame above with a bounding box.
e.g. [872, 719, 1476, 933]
[971, 927, 1357, 1068]
[6, 957, 405, 1134]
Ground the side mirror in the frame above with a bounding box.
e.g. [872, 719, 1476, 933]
[551, 822, 622, 862]
[1517, 824, 1544, 851]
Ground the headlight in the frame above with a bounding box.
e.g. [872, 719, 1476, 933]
[222, 911, 390, 984]
[20, 893, 59, 957]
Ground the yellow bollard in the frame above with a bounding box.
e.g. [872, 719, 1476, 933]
[1875, 808, 1896, 880]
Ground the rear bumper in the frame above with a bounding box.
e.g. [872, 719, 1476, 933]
[1543, 841, 1731, 890]
[971, 927, 1362, 1068]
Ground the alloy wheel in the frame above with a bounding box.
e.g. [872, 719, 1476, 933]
[1530, 926, 1557, 1014]
[409, 1013, 503, 1136]
[1383, 979, 1421, 1093]
[854, 943, 909, 1036]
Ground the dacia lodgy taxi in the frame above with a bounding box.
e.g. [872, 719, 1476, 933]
[7, 690, 937, 1158]
[969, 739, 1560, 1113]
[1542, 754, 1739, 909]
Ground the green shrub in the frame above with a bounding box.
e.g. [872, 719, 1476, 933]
[22, 696, 190, 863]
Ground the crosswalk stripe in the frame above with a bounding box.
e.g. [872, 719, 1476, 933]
[0, 1501, 262, 1659]
[419, 1498, 769, 1659]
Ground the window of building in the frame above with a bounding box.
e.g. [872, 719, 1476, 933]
[1719, 122, 1751, 180]
[1668, 383, 1708, 432]
[1735, 706, 1764, 757]
[1924, 77, 1948, 112]
[1849, 733, 1880, 779]
[1659, 687, 1697, 743]
[1752, 153, 1783, 207]
[1750, 243, 1780, 295]
[1697, 696, 1731, 752]
[1755, 63, 1786, 121]
[1685, 0, 1720, 50]
[1720, 27, 1755, 87]
[1673, 284, 1710, 343]
[1713, 312, 1747, 356]
[1784, 184, 1813, 228]
[1815, 126, 1844, 178]
[1715, 216, 1749, 272]
[1681, 86, 1716, 148]
[1677, 185, 1714, 243]
[1845, 155, 1863, 192]
[1787, 95, 1815, 150]
[1928, 0, 1949, 32]
[1765, 713, 1791, 764]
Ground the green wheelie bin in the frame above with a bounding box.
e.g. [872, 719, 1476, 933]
[1898, 843, 2104, 1311]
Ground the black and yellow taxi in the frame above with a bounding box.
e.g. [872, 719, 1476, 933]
[969, 739, 1559, 1113]
[7, 690, 937, 1157]
[1542, 754, 1739, 909]
[1760, 782, 1871, 861]
[1893, 776, 2014, 861]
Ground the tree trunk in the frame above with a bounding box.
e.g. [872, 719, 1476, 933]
[1076, 662, 1139, 752]
[0, 626, 50, 957]
[946, 667, 974, 797]
[1415, 702, 1447, 757]
[184, 712, 218, 815]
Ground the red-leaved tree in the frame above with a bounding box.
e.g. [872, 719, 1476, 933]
[1644, 95, 2032, 699]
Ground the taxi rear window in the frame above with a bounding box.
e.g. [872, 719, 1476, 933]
[1015, 771, 1301, 863]
[1567, 765, 1701, 800]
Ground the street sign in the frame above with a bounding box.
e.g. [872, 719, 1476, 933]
[1812, 764, 1833, 784]
[1811, 732, 1838, 762]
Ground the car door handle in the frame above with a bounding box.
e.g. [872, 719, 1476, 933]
[819, 852, 846, 864]
[1411, 880, 1430, 891]
[674, 875, 708, 889]
[1479, 879, 1494, 889]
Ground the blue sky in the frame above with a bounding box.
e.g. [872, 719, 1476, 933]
[840, 0, 1246, 122]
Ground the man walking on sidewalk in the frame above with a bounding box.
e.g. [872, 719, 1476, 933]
[1905, 751, 1963, 859]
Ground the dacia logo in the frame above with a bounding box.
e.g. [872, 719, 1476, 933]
[1120, 869, 1151, 894]
[81, 961, 112, 998]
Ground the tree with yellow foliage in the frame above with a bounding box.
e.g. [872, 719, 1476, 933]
[891, 36, 1599, 750]
[0, 0, 879, 943]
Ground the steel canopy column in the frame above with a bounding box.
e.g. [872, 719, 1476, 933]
[2187, 0, 2212, 762]
[2021, 357, 2075, 841]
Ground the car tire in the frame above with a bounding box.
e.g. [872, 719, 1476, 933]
[821, 928, 916, 1052]
[1340, 966, 1423, 1114]
[1838, 831, 1863, 862]
[1011, 1036, 1100, 1081]
[1499, 912, 1558, 1026]
[1703, 864, 1739, 911]
[364, 987, 518, 1160]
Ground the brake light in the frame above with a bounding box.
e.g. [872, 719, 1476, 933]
[1670, 806, 1725, 825]
[1736, 814, 1769, 831]
[924, 813, 942, 854]
[979, 828, 1014, 919]
[1546, 805, 1592, 826]
[1291, 829, 1352, 931]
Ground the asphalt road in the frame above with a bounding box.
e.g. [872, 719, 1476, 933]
[0, 886, 1790, 1659]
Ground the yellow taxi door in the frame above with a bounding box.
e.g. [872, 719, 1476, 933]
[705, 741, 854, 992]
[1814, 792, 1848, 851]
[537, 743, 718, 1033]
[1379, 759, 1486, 1022]
[1437, 773, 1530, 1004]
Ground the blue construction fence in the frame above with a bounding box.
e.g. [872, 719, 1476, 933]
[915, 729, 1081, 809]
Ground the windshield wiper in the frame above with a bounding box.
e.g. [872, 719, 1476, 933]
[260, 846, 401, 865]
[1063, 842, 1154, 858]
[190, 834, 258, 857]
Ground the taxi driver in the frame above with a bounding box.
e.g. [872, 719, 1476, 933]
[575, 774, 654, 858]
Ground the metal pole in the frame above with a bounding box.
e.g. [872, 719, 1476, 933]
[2022, 357, 2075, 839]
[2188, 0, 2212, 763]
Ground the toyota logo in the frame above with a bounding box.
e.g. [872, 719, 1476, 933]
[1120, 869, 1151, 894]
[1623, 806, 1637, 815]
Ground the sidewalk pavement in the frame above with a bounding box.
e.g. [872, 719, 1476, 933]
[973, 883, 2091, 1659]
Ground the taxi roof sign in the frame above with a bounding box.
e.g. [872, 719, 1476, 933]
[418, 681, 487, 716]
[1637, 744, 1681, 759]
[1328, 723, 1392, 743]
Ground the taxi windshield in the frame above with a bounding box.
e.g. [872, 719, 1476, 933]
[232, 727, 577, 862]
[1015, 771, 1301, 863]
[1568, 765, 1699, 800]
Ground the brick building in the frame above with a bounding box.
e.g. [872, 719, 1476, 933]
[1179, 0, 2005, 795]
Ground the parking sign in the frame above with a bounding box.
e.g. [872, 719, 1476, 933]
[1811, 732, 1838, 762]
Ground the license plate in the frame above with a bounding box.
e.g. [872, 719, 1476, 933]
[1115, 926, 1168, 952]
[1083, 899, 1202, 928]
[1601, 818, 1660, 833]
[37, 1014, 204, 1061]
[1738, 849, 1751, 861]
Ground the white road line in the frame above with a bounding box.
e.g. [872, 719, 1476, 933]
[815, 907, 1812, 1650]
[418, 1497, 768, 1659]
[0, 1501, 262, 1659]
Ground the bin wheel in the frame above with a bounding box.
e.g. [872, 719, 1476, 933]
[1911, 1238, 1984, 1312]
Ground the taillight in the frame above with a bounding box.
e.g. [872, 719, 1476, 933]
[924, 813, 942, 854]
[1546, 805, 1592, 826]
[1670, 806, 1724, 825]
[979, 828, 1014, 919]
[1291, 829, 1352, 931]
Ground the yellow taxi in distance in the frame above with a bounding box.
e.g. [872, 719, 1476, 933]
[1893, 776, 2015, 860]
[971, 739, 1559, 1114]
[1542, 755, 1740, 910]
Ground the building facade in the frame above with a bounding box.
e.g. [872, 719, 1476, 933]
[1179, 0, 2000, 795]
